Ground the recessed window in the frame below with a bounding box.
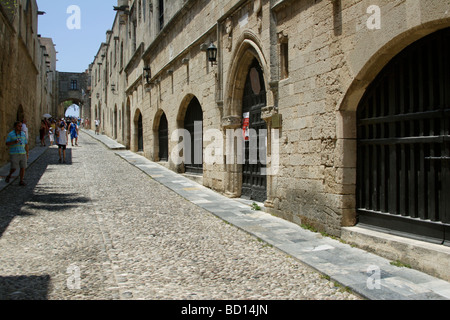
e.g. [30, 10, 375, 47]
[280, 41, 289, 79]
[70, 80, 78, 90]
[159, 0, 164, 30]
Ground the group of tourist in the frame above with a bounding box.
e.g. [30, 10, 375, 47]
[52, 117, 80, 163]
[4, 117, 81, 187]
[40, 117, 81, 148]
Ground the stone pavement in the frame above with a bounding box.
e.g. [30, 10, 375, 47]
[0, 129, 449, 301]
[0, 131, 360, 301]
[82, 129, 450, 300]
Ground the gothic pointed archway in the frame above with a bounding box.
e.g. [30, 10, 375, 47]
[223, 33, 270, 202]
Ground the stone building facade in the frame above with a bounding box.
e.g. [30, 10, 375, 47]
[57, 71, 90, 119]
[91, 0, 450, 256]
[0, 0, 56, 167]
[37, 37, 58, 120]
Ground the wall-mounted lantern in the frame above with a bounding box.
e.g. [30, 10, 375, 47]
[143, 66, 151, 84]
[207, 43, 218, 66]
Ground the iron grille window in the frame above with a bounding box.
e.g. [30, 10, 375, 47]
[357, 28, 450, 245]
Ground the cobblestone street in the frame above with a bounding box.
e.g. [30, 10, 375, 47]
[0, 133, 361, 300]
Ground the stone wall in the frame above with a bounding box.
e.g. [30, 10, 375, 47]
[90, 0, 450, 237]
[0, 0, 44, 167]
[0, 5, 15, 166]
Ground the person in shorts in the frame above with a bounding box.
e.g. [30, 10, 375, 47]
[5, 121, 29, 186]
[56, 122, 69, 163]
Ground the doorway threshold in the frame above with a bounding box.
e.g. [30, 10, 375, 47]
[341, 225, 450, 282]
[182, 172, 203, 185]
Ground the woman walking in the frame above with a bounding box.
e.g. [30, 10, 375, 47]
[56, 122, 68, 163]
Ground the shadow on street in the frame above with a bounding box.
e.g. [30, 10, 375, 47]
[0, 147, 92, 300]
[0, 147, 89, 237]
[0, 275, 51, 300]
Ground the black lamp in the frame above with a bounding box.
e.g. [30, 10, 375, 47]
[207, 43, 217, 66]
[143, 66, 151, 84]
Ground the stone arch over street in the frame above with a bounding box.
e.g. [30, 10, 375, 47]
[58, 98, 83, 119]
[57, 72, 90, 120]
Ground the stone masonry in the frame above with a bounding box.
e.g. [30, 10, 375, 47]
[0, 0, 56, 167]
[89, 0, 450, 241]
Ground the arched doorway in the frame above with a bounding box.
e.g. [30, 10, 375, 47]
[158, 112, 169, 161]
[241, 58, 267, 203]
[357, 27, 450, 245]
[121, 103, 125, 144]
[114, 105, 118, 140]
[183, 97, 203, 174]
[137, 112, 143, 152]
[125, 99, 131, 149]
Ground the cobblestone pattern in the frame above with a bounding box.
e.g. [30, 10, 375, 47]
[0, 135, 360, 300]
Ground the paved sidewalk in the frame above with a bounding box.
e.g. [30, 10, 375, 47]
[81, 129, 450, 300]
